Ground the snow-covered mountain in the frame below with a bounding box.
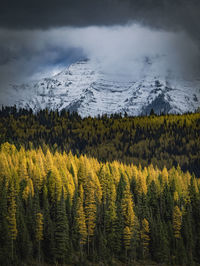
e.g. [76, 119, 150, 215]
[3, 58, 200, 117]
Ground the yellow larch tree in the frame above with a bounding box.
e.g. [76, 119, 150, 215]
[0, 152, 10, 186]
[45, 149, 54, 173]
[110, 161, 121, 184]
[48, 166, 62, 202]
[61, 167, 75, 201]
[36, 151, 46, 182]
[77, 156, 87, 185]
[18, 155, 29, 181]
[121, 184, 135, 230]
[75, 184, 87, 251]
[123, 226, 131, 258]
[98, 164, 110, 205]
[137, 170, 147, 195]
[84, 180, 97, 255]
[173, 205, 182, 239]
[161, 166, 169, 185]
[22, 178, 34, 202]
[32, 165, 43, 190]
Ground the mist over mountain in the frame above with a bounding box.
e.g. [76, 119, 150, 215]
[0, 2, 199, 114]
[3, 57, 199, 116]
[1, 2, 200, 265]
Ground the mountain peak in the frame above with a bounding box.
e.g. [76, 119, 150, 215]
[1, 59, 200, 116]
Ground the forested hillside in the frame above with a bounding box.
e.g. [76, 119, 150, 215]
[0, 107, 199, 176]
[0, 143, 200, 265]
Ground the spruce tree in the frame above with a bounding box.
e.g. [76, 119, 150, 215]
[7, 181, 17, 261]
[35, 212, 43, 264]
[54, 188, 69, 264]
[140, 218, 150, 259]
[173, 206, 182, 240]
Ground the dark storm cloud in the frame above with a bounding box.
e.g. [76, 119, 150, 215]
[0, 0, 200, 38]
[0, 25, 199, 89]
[0, 28, 85, 87]
[0, 0, 200, 105]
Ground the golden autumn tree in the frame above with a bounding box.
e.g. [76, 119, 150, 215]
[173, 206, 182, 239]
[105, 181, 118, 254]
[0, 152, 11, 186]
[123, 197, 135, 259]
[84, 180, 97, 255]
[121, 189, 135, 229]
[123, 226, 131, 258]
[22, 178, 34, 202]
[161, 166, 169, 185]
[47, 166, 62, 202]
[0, 139, 199, 264]
[18, 154, 29, 181]
[98, 163, 110, 204]
[45, 149, 54, 173]
[75, 184, 87, 255]
[137, 170, 147, 195]
[35, 150, 46, 188]
[77, 156, 87, 184]
[110, 161, 121, 184]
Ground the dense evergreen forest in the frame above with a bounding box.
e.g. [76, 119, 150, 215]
[0, 142, 200, 265]
[0, 107, 199, 177]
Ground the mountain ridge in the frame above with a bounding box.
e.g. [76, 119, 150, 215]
[2, 58, 200, 116]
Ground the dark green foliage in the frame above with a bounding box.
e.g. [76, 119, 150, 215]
[54, 189, 70, 264]
[0, 178, 9, 265]
[0, 106, 199, 176]
[0, 106, 200, 265]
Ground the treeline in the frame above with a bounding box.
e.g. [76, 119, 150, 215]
[0, 106, 199, 177]
[1, 143, 200, 265]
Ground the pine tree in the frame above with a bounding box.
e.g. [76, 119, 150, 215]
[42, 185, 54, 262]
[16, 193, 32, 262]
[36, 212, 43, 264]
[123, 226, 131, 259]
[140, 218, 150, 259]
[131, 214, 140, 261]
[173, 205, 182, 239]
[0, 176, 9, 264]
[7, 181, 17, 260]
[105, 182, 118, 255]
[182, 202, 194, 264]
[54, 188, 69, 264]
[0, 141, 200, 264]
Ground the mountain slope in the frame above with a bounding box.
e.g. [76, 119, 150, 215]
[4, 58, 200, 116]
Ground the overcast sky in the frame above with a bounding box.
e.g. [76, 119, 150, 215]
[0, 0, 200, 95]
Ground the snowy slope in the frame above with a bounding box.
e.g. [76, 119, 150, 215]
[3, 58, 200, 117]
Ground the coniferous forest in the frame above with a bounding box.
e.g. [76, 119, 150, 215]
[0, 108, 200, 265]
[0, 107, 199, 176]
[1, 142, 200, 266]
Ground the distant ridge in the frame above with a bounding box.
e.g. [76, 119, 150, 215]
[2, 58, 200, 117]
